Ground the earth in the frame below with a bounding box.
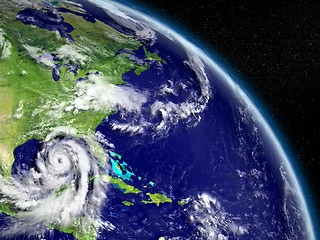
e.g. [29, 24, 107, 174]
[0, 0, 315, 239]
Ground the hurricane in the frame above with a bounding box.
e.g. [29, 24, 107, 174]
[0, 136, 107, 237]
[0, 0, 316, 239]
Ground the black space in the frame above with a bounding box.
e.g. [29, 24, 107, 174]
[127, 0, 320, 230]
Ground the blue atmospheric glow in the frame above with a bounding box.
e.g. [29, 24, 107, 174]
[103, 0, 319, 238]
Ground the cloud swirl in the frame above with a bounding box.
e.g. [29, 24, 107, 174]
[0, 137, 106, 237]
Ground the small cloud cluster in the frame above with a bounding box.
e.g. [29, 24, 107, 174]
[189, 193, 248, 239]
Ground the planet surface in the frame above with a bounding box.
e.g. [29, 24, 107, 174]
[0, 0, 315, 239]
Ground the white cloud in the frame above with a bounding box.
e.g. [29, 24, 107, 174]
[110, 122, 145, 135]
[0, 137, 107, 237]
[189, 193, 248, 239]
[0, 30, 12, 59]
[89, 0, 157, 44]
[23, 45, 54, 67]
[112, 85, 147, 112]
[71, 75, 147, 114]
[107, 53, 211, 137]
[55, 44, 90, 65]
[95, 131, 115, 149]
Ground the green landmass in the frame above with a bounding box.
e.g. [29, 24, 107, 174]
[47, 216, 98, 240]
[178, 201, 187, 205]
[142, 193, 172, 206]
[109, 151, 122, 159]
[0, 199, 16, 217]
[143, 46, 167, 64]
[134, 62, 150, 76]
[0, 1, 168, 239]
[110, 158, 135, 181]
[122, 201, 134, 206]
[53, 184, 71, 197]
[109, 177, 142, 194]
[92, 175, 142, 194]
[0, 1, 145, 177]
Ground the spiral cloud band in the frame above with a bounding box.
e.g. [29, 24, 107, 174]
[0, 136, 107, 237]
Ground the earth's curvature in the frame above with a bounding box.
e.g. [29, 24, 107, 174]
[0, 0, 315, 239]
